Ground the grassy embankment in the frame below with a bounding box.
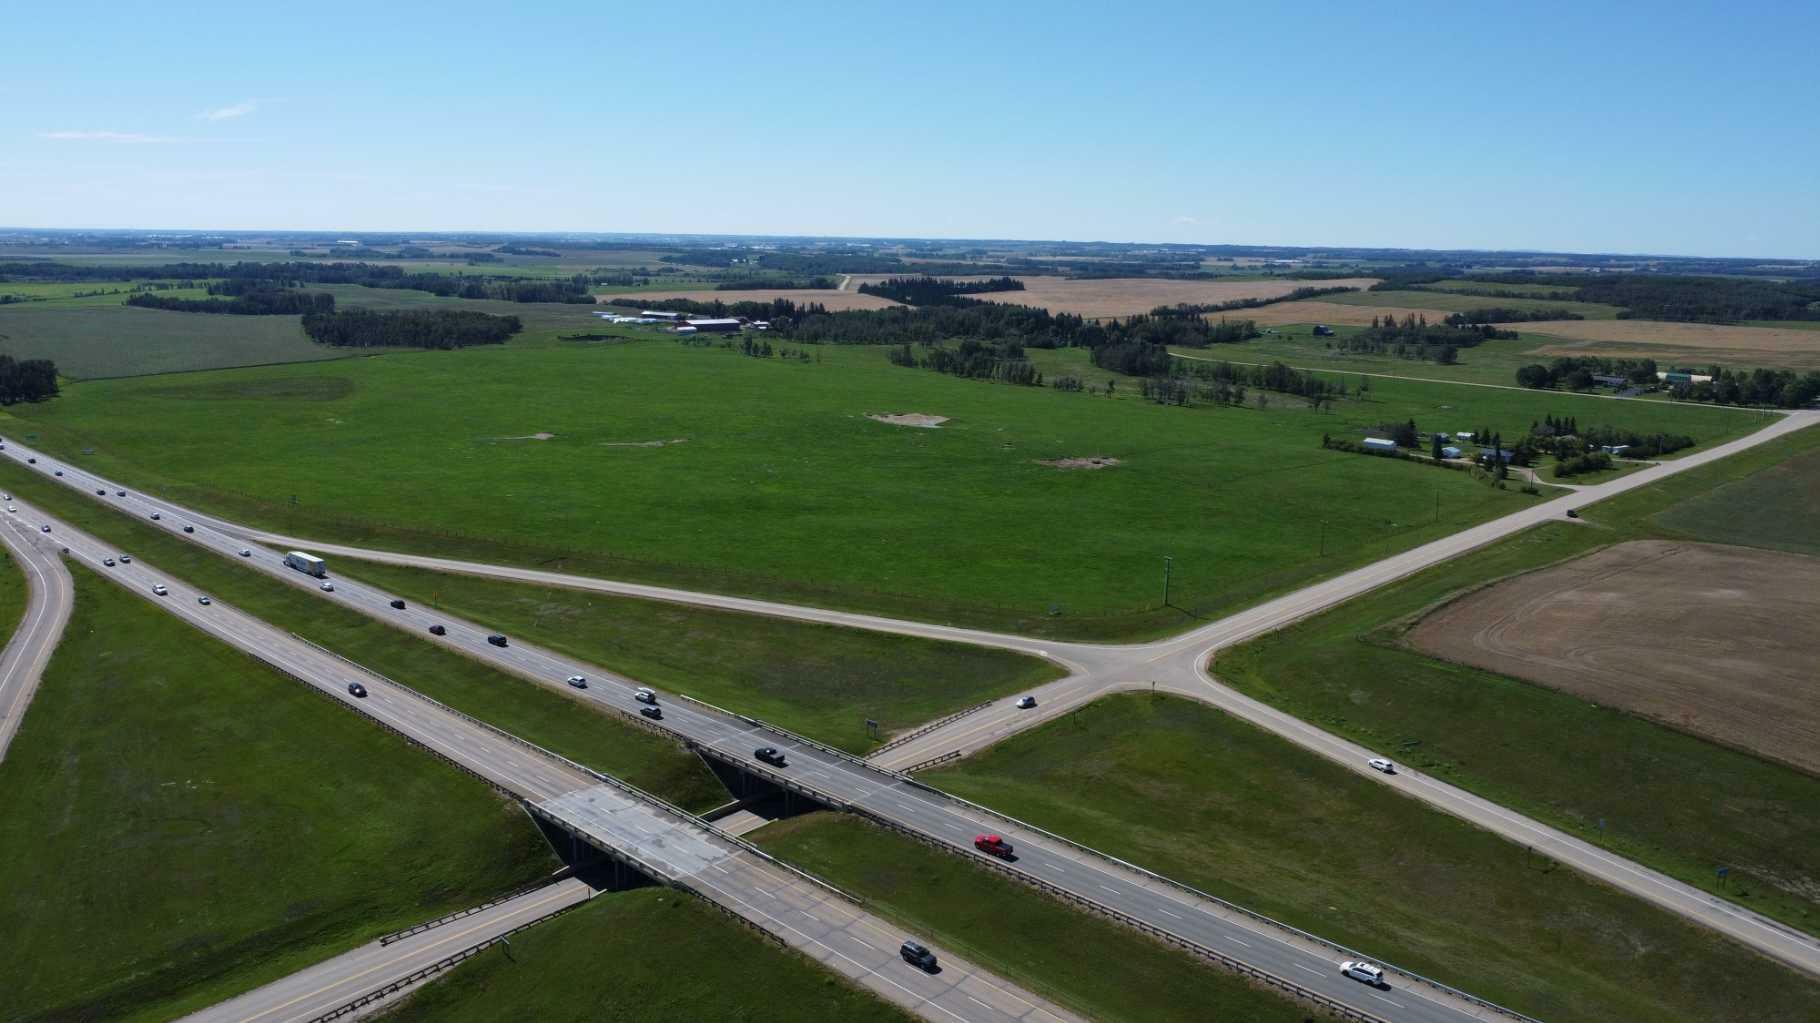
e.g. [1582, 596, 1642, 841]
[0, 336, 1757, 639]
[0, 456, 728, 811]
[926, 694, 1820, 1023]
[384, 888, 917, 1023]
[1217, 423, 1820, 933]
[337, 556, 1060, 754]
[755, 813, 1332, 1023]
[0, 562, 558, 1023]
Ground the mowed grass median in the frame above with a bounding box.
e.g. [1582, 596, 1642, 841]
[383, 888, 917, 1023]
[1218, 424, 1820, 934]
[0, 336, 1760, 638]
[336, 556, 1062, 754]
[754, 812, 1335, 1023]
[926, 694, 1820, 1023]
[0, 456, 729, 811]
[0, 563, 559, 1023]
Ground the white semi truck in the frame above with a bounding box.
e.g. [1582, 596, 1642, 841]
[284, 551, 327, 578]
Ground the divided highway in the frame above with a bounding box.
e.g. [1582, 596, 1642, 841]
[0, 490, 1074, 1023]
[0, 442, 1514, 1023]
[0, 509, 73, 762]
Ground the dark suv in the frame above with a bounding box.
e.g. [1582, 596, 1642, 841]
[487, 634, 509, 647]
[753, 746, 787, 767]
[900, 940, 938, 972]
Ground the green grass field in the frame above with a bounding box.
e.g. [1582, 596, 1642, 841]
[755, 813, 1331, 1023]
[0, 302, 343, 378]
[1182, 324, 1653, 388]
[926, 694, 1820, 1023]
[384, 887, 915, 1023]
[336, 556, 1060, 754]
[1654, 444, 1820, 555]
[1217, 424, 1820, 935]
[1426, 280, 1582, 298]
[1321, 289, 1622, 319]
[0, 562, 558, 1023]
[0, 457, 729, 811]
[0, 333, 1763, 639]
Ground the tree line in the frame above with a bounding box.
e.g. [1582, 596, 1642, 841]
[300, 309, 523, 349]
[1514, 356, 1659, 391]
[1442, 307, 1584, 324]
[0, 355, 59, 404]
[125, 289, 336, 315]
[1147, 284, 1358, 317]
[1670, 367, 1820, 408]
[1378, 271, 1820, 324]
[856, 275, 1023, 305]
[889, 339, 1041, 386]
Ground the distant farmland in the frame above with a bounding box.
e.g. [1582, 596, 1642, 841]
[607, 288, 901, 310]
[1216, 298, 1450, 327]
[972, 276, 1378, 319]
[1522, 319, 1820, 369]
[0, 304, 340, 379]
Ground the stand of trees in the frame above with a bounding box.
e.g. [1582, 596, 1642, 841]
[1670, 367, 1820, 408]
[856, 275, 1023, 305]
[890, 339, 1040, 385]
[125, 289, 335, 315]
[1091, 342, 1173, 376]
[0, 355, 58, 404]
[1177, 358, 1343, 404]
[1329, 314, 1510, 364]
[301, 309, 522, 349]
[1514, 356, 1659, 391]
[1442, 307, 1584, 324]
[1147, 285, 1358, 317]
[713, 276, 837, 290]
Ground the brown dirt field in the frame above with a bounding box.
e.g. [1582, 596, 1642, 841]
[1522, 320, 1820, 370]
[1407, 540, 1820, 773]
[970, 277, 1379, 319]
[599, 289, 901, 311]
[1224, 299, 1453, 327]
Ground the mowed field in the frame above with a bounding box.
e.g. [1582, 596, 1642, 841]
[0, 339, 1767, 639]
[604, 288, 901, 310]
[1407, 540, 1820, 773]
[972, 276, 1378, 318]
[0, 302, 342, 378]
[1522, 319, 1820, 370]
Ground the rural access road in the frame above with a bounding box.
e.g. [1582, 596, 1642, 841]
[1, 447, 1495, 1023]
[1, 491, 1076, 1023]
[0, 509, 74, 763]
[13, 410, 1814, 983]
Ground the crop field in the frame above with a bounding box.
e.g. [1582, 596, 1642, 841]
[1319, 289, 1623, 319]
[755, 813, 1331, 1023]
[0, 563, 556, 1023]
[1654, 444, 1820, 555]
[1217, 423, 1820, 934]
[0, 339, 1766, 639]
[606, 287, 901, 310]
[927, 693, 1820, 1023]
[1409, 540, 1820, 773]
[1524, 319, 1820, 369]
[973, 276, 1377, 319]
[385, 888, 914, 1023]
[0, 301, 342, 378]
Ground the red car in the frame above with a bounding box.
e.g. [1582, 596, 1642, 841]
[973, 834, 1014, 859]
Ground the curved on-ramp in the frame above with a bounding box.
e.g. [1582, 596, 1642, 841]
[0, 513, 74, 762]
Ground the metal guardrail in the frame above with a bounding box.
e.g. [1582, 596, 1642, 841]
[674, 690, 908, 779]
[376, 870, 572, 946]
[290, 634, 857, 908]
[898, 778, 1546, 1023]
[902, 749, 963, 774]
[850, 807, 1386, 1023]
[867, 700, 993, 758]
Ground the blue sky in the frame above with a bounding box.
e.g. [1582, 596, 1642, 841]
[5, 1, 1817, 257]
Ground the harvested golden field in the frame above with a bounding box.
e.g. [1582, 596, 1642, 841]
[1219, 298, 1450, 327]
[972, 277, 1379, 319]
[1522, 320, 1820, 369]
[600, 288, 901, 311]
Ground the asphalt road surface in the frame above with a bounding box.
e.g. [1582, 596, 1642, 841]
[0, 509, 73, 762]
[0, 444, 1517, 1023]
[0, 493, 1074, 1023]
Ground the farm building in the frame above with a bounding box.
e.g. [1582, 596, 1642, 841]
[1658, 370, 1713, 384]
[640, 310, 683, 321]
[1479, 447, 1516, 463]
[1454, 431, 1475, 441]
[1601, 444, 1631, 456]
[683, 318, 743, 333]
[1591, 374, 1628, 387]
[1362, 437, 1398, 452]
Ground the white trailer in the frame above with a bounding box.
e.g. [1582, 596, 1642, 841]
[284, 551, 327, 578]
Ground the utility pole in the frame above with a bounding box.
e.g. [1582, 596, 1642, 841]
[1161, 556, 1173, 607]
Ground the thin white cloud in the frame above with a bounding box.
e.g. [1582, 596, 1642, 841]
[1173, 215, 1200, 225]
[198, 99, 258, 122]
[38, 130, 178, 144]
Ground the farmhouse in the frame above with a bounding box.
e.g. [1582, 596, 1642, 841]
[683, 318, 743, 333]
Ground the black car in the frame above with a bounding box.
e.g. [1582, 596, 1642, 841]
[900, 940, 938, 972]
[26, 458, 34, 464]
[753, 746, 786, 766]
[95, 488, 106, 496]
[640, 705, 663, 720]
[347, 682, 368, 698]
[487, 634, 509, 647]
[389, 599, 406, 609]
[183, 525, 194, 533]
[116, 490, 126, 497]
[428, 624, 447, 636]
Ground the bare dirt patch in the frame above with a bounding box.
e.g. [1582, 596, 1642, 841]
[602, 438, 687, 448]
[1220, 299, 1454, 327]
[1037, 456, 1121, 470]
[1522, 319, 1820, 370]
[601, 289, 900, 311]
[970, 277, 1379, 320]
[489, 432, 556, 441]
[868, 413, 948, 428]
[1406, 540, 1820, 773]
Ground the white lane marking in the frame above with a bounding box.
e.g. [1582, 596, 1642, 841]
[1292, 963, 1322, 976]
[1156, 907, 1182, 920]
[1097, 884, 1119, 894]
[1371, 993, 1406, 1009]
[1227, 937, 1251, 948]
